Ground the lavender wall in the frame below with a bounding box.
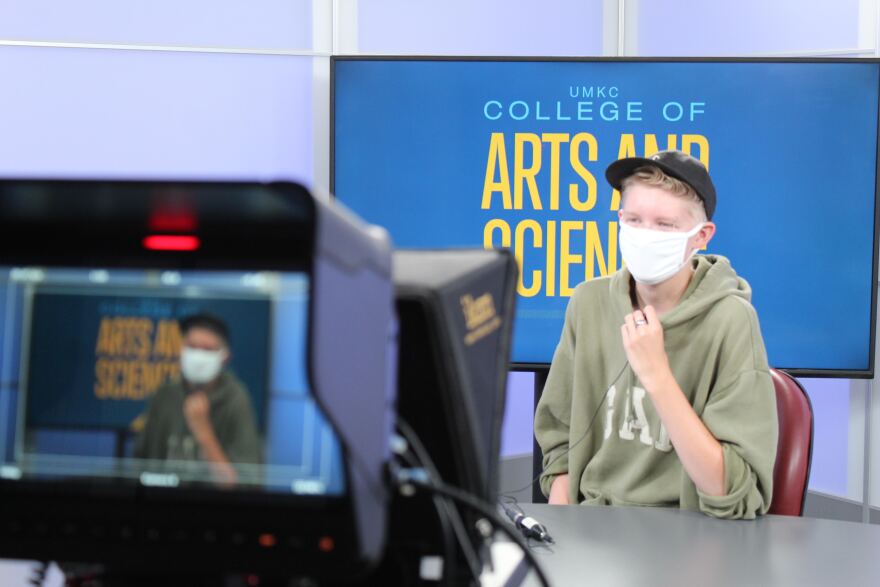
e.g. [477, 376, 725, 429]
[0, 1, 312, 50]
[358, 0, 605, 56]
[0, 46, 314, 181]
[637, 0, 860, 55]
[799, 378, 851, 496]
[501, 372, 536, 456]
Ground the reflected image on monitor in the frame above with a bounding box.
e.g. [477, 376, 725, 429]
[0, 266, 345, 497]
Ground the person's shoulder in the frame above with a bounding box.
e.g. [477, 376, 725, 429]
[150, 378, 184, 401]
[564, 275, 620, 322]
[217, 371, 253, 405]
[701, 294, 768, 370]
[219, 370, 248, 392]
[707, 293, 760, 328]
[572, 275, 616, 302]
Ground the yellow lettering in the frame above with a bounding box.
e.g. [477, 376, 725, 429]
[482, 133, 513, 209]
[682, 134, 709, 168]
[586, 221, 619, 279]
[559, 221, 584, 297]
[545, 220, 557, 297]
[514, 220, 542, 297]
[482, 219, 623, 299]
[643, 134, 660, 158]
[94, 358, 109, 399]
[94, 317, 155, 358]
[134, 318, 153, 359]
[95, 318, 113, 355]
[152, 319, 182, 359]
[569, 132, 598, 212]
[541, 133, 568, 211]
[483, 218, 511, 249]
[94, 358, 180, 400]
[514, 133, 543, 210]
[611, 134, 638, 211]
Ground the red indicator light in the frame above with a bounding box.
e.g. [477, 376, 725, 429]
[318, 536, 335, 553]
[258, 533, 277, 548]
[143, 235, 200, 251]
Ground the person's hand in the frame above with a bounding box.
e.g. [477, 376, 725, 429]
[183, 391, 214, 442]
[621, 306, 673, 392]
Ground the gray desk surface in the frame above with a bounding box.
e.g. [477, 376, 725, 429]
[517, 503, 880, 586]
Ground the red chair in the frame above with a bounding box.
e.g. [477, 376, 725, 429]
[768, 368, 814, 516]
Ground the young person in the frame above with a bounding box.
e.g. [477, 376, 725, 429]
[135, 313, 260, 486]
[534, 150, 778, 519]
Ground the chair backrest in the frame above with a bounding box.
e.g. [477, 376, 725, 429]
[768, 368, 814, 516]
[532, 371, 549, 504]
[531, 368, 814, 514]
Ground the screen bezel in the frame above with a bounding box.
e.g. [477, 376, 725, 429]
[330, 56, 880, 379]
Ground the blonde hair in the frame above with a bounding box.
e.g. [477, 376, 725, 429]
[621, 165, 707, 222]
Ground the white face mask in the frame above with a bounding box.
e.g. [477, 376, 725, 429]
[180, 346, 227, 385]
[618, 220, 704, 285]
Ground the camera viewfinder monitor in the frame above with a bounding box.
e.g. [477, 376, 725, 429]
[394, 249, 517, 500]
[332, 57, 880, 378]
[376, 248, 516, 585]
[0, 180, 397, 581]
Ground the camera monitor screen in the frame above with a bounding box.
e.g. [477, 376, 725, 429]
[0, 179, 396, 579]
[333, 57, 880, 377]
[0, 267, 345, 496]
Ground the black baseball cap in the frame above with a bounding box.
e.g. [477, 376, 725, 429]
[180, 313, 230, 347]
[605, 150, 716, 220]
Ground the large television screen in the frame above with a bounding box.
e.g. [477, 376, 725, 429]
[333, 57, 880, 377]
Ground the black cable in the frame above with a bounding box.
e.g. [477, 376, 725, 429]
[502, 360, 630, 497]
[396, 418, 483, 585]
[398, 448, 457, 587]
[401, 475, 553, 587]
[397, 418, 482, 579]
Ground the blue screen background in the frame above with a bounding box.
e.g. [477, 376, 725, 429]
[334, 59, 879, 372]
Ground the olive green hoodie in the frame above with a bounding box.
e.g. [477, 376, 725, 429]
[134, 370, 261, 465]
[535, 255, 778, 520]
